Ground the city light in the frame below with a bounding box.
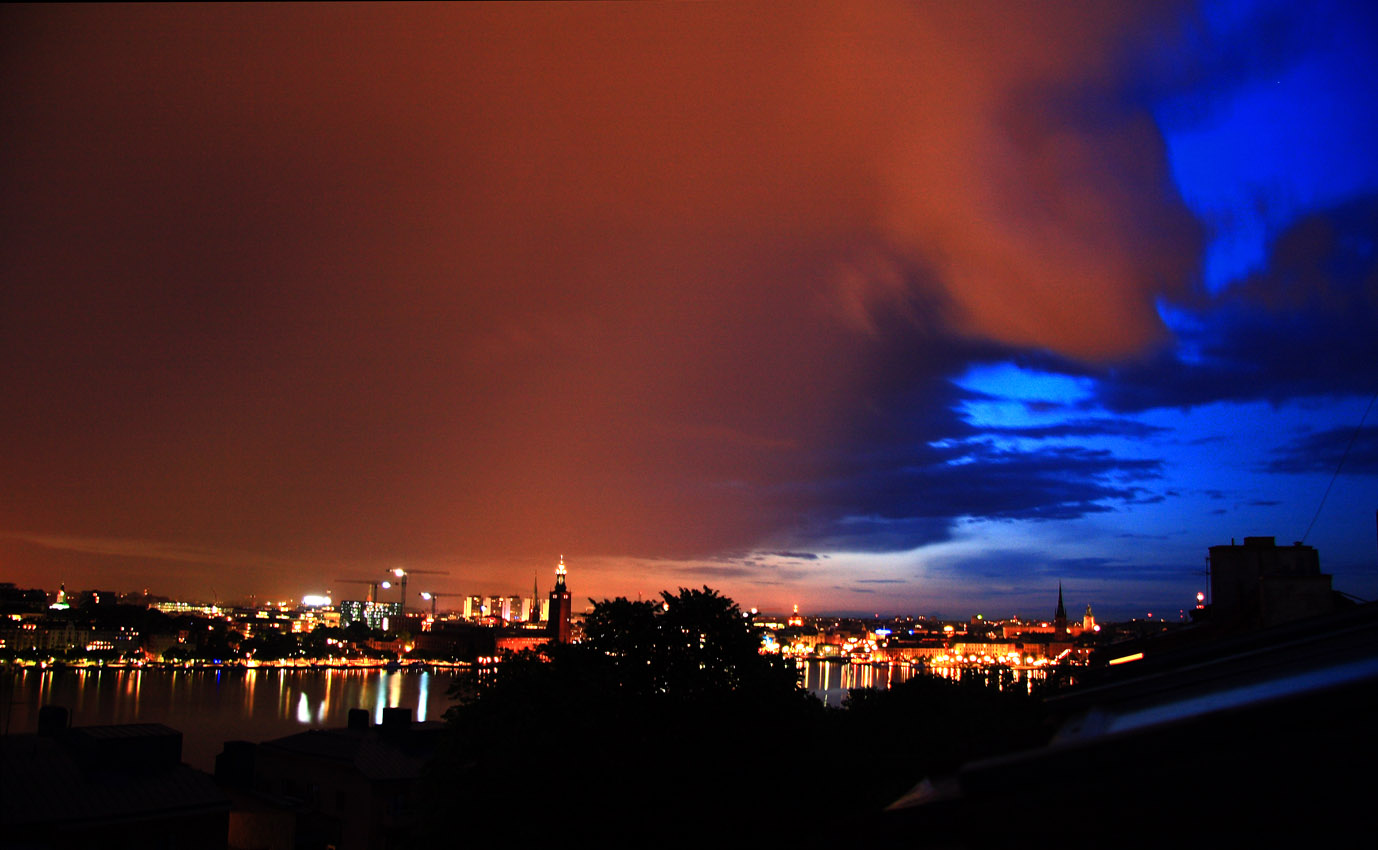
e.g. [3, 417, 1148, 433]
[1109, 652, 1145, 666]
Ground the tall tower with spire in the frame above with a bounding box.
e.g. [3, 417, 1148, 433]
[1054, 583, 1068, 635]
[548, 555, 572, 643]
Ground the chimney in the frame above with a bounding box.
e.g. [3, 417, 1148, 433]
[381, 706, 412, 737]
[37, 705, 69, 738]
[215, 740, 257, 787]
[347, 708, 370, 732]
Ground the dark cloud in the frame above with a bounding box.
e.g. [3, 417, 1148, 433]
[1128, 493, 1167, 505]
[791, 446, 1161, 548]
[1147, 0, 1324, 124]
[673, 566, 760, 580]
[928, 549, 1196, 586]
[1027, 557, 1123, 576]
[856, 442, 1161, 524]
[1087, 197, 1378, 413]
[982, 418, 1170, 440]
[1266, 425, 1378, 475]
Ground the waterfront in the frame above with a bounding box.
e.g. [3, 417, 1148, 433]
[1, 659, 1046, 771]
[800, 657, 918, 706]
[1, 666, 456, 772]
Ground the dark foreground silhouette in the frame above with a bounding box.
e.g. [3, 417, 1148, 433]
[415, 588, 1046, 847]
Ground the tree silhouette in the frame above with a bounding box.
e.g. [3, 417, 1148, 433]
[420, 587, 1047, 847]
[579, 595, 658, 693]
[425, 587, 817, 844]
[579, 586, 801, 700]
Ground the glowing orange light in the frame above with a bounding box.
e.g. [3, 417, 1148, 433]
[1108, 652, 1144, 666]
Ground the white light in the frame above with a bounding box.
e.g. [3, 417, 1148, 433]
[301, 595, 331, 607]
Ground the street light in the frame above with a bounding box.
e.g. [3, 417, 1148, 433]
[383, 568, 449, 613]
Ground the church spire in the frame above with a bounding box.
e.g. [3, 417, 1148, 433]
[1054, 582, 1068, 634]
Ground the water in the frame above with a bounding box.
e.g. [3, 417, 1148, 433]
[1, 660, 961, 771]
[0, 666, 457, 772]
[798, 659, 922, 707]
[923, 662, 1047, 693]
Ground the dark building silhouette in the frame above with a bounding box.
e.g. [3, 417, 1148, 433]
[408, 619, 498, 660]
[886, 600, 1378, 843]
[1052, 582, 1068, 635]
[548, 555, 572, 643]
[0, 707, 230, 849]
[0, 582, 47, 613]
[216, 708, 445, 850]
[1209, 535, 1339, 629]
[887, 536, 1375, 844]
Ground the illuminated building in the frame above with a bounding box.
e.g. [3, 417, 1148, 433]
[464, 595, 483, 620]
[484, 595, 510, 621]
[338, 600, 401, 631]
[495, 627, 550, 655]
[481, 594, 529, 622]
[152, 600, 224, 617]
[999, 587, 1097, 640]
[548, 555, 572, 643]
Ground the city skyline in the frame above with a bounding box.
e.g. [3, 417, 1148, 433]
[3, 3, 1377, 621]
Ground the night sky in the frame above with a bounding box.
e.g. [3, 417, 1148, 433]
[3, 2, 1376, 619]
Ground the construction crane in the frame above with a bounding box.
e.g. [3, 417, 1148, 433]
[384, 568, 449, 613]
[333, 579, 381, 604]
[418, 591, 460, 621]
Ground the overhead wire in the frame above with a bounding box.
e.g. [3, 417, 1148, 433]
[1300, 388, 1378, 543]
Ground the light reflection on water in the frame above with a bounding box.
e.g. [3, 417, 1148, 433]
[798, 659, 921, 707]
[2, 662, 1047, 771]
[1, 667, 457, 773]
[796, 659, 1045, 706]
[924, 663, 1045, 694]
